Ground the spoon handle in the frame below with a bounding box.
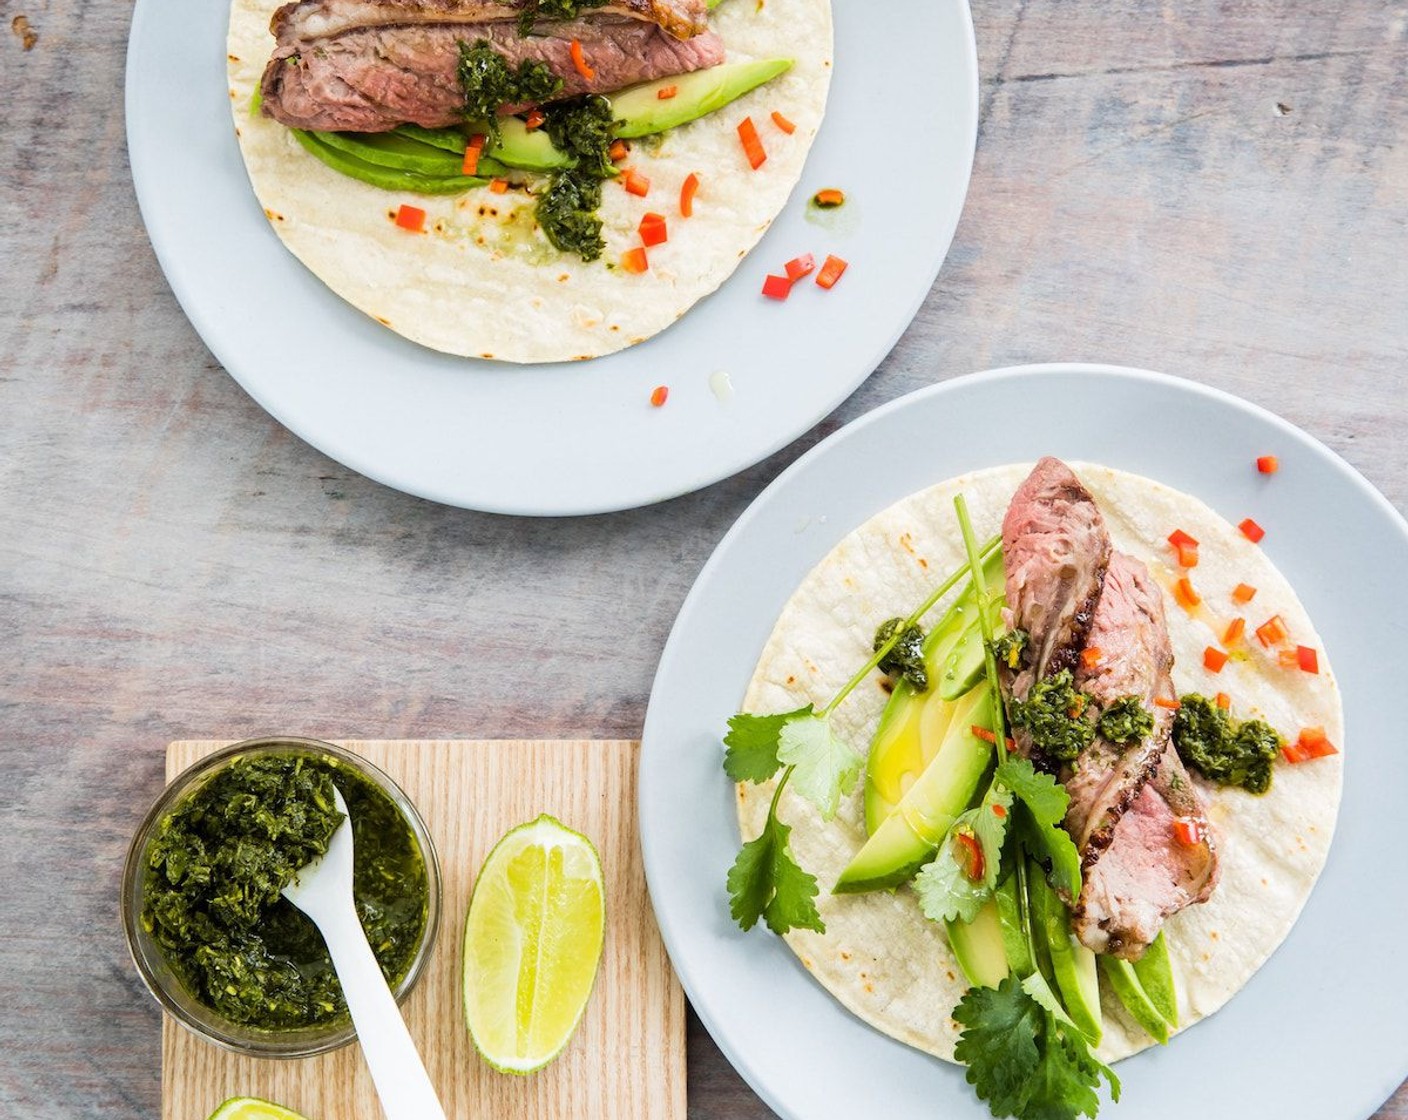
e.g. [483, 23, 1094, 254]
[321, 895, 448, 1120]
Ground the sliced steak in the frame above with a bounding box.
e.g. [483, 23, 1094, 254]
[261, 19, 725, 132]
[271, 0, 711, 43]
[1062, 553, 1172, 856]
[1072, 744, 1219, 958]
[1000, 457, 1111, 716]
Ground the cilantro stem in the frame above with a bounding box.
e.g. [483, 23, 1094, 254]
[819, 533, 1001, 718]
[1015, 855, 1037, 969]
[954, 496, 1008, 769]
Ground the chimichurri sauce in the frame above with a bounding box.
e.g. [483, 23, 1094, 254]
[141, 754, 427, 1030]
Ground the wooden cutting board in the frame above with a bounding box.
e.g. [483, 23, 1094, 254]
[161, 739, 684, 1120]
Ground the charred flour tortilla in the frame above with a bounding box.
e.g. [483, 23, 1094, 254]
[737, 463, 1342, 1063]
[226, 0, 832, 362]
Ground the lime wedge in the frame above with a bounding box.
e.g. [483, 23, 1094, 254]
[206, 1099, 310, 1120]
[462, 814, 606, 1074]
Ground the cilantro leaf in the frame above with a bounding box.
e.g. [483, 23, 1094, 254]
[725, 812, 824, 936]
[998, 758, 1083, 898]
[723, 706, 812, 783]
[775, 712, 862, 821]
[954, 974, 1119, 1120]
[914, 784, 1013, 924]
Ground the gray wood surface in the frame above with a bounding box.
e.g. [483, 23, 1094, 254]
[3, 1, 1406, 1117]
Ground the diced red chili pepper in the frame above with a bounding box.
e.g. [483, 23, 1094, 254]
[1168, 529, 1200, 551]
[462, 133, 486, 175]
[1173, 577, 1201, 610]
[1294, 726, 1339, 760]
[1277, 649, 1300, 670]
[649, 385, 668, 407]
[1223, 617, 1245, 645]
[1240, 517, 1266, 543]
[971, 725, 997, 745]
[771, 110, 797, 134]
[488, 178, 509, 194]
[680, 172, 700, 217]
[1280, 739, 1310, 764]
[657, 85, 678, 100]
[621, 247, 649, 274]
[761, 274, 792, 301]
[1296, 645, 1319, 674]
[815, 254, 848, 289]
[1172, 817, 1206, 847]
[1232, 583, 1257, 604]
[1175, 542, 1199, 568]
[638, 212, 668, 248]
[569, 39, 595, 81]
[1257, 455, 1280, 474]
[1081, 646, 1103, 669]
[1154, 697, 1182, 711]
[394, 204, 426, 232]
[523, 110, 545, 131]
[1215, 692, 1231, 710]
[991, 803, 1007, 818]
[1204, 646, 1229, 673]
[812, 188, 845, 208]
[1256, 615, 1289, 648]
[953, 830, 985, 882]
[609, 139, 630, 162]
[784, 254, 816, 282]
[737, 116, 767, 169]
[622, 169, 651, 197]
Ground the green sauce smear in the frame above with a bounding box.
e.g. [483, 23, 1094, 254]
[141, 754, 428, 1030]
[1172, 694, 1282, 795]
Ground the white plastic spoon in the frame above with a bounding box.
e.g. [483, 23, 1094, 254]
[282, 786, 447, 1120]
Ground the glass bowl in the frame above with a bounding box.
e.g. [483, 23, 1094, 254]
[122, 736, 441, 1058]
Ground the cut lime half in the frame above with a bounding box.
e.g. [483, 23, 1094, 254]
[462, 814, 606, 1074]
[206, 1099, 310, 1120]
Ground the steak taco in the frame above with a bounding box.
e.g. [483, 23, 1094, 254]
[226, 0, 833, 361]
[724, 459, 1342, 1117]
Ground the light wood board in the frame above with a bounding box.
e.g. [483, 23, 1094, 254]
[160, 740, 684, 1120]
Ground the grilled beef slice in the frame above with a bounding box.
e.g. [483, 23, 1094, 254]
[271, 0, 711, 44]
[1066, 552, 1219, 958]
[261, 18, 724, 132]
[1000, 456, 1111, 723]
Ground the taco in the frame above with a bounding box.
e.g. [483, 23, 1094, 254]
[225, 0, 833, 361]
[727, 459, 1342, 1111]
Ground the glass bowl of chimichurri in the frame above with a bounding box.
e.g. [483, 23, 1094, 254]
[122, 737, 440, 1058]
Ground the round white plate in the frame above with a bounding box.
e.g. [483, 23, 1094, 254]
[124, 1, 978, 516]
[640, 364, 1408, 1120]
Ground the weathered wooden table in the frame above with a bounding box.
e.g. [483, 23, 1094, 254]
[3, 1, 1405, 1116]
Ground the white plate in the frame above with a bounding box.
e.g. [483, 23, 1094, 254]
[640, 364, 1408, 1120]
[124, 1, 978, 516]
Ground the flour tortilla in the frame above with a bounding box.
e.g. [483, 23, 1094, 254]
[737, 462, 1343, 1063]
[226, 0, 832, 362]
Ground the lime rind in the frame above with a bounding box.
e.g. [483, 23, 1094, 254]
[206, 1098, 311, 1120]
[462, 814, 606, 1075]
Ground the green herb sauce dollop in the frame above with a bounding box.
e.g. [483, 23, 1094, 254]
[1009, 669, 1095, 761]
[1173, 694, 1282, 794]
[141, 754, 428, 1030]
[874, 617, 929, 692]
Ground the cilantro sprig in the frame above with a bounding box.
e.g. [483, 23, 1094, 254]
[723, 534, 1001, 937]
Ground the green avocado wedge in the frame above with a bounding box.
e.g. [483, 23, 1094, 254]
[863, 548, 1004, 834]
[834, 688, 994, 894]
[313, 130, 494, 177]
[1099, 955, 1171, 1044]
[946, 897, 1010, 990]
[611, 59, 795, 139]
[292, 129, 492, 195]
[1030, 865, 1102, 1045]
[493, 117, 575, 171]
[1131, 930, 1179, 1028]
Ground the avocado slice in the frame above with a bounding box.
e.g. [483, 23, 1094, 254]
[994, 871, 1034, 977]
[313, 130, 483, 177]
[1030, 865, 1103, 1044]
[946, 898, 1009, 990]
[863, 548, 1005, 834]
[1099, 956, 1171, 1044]
[834, 688, 994, 894]
[394, 120, 570, 172]
[938, 596, 1006, 701]
[611, 59, 795, 140]
[1131, 931, 1179, 1028]
[291, 129, 491, 195]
